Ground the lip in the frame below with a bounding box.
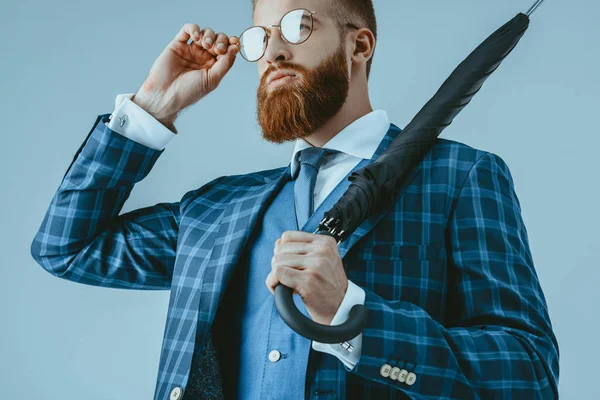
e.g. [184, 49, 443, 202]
[268, 75, 298, 88]
[267, 70, 297, 85]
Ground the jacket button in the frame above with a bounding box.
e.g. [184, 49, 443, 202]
[170, 386, 182, 400]
[269, 349, 281, 362]
[389, 367, 401, 380]
[379, 363, 392, 378]
[398, 369, 408, 383]
[406, 372, 417, 386]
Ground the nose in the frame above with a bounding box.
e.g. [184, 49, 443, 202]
[263, 27, 292, 64]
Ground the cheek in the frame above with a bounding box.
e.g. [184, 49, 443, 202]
[258, 64, 266, 79]
[291, 49, 322, 68]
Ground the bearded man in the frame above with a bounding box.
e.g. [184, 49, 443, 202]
[30, 0, 559, 399]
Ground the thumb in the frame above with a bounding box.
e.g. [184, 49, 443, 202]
[208, 44, 240, 84]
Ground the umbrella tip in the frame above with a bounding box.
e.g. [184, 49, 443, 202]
[526, 0, 546, 16]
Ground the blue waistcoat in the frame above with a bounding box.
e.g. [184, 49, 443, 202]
[208, 156, 372, 400]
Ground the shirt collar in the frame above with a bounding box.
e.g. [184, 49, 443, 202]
[290, 109, 390, 178]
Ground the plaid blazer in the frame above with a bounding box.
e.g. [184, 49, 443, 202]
[31, 113, 559, 400]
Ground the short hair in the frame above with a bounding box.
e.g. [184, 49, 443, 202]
[252, 0, 377, 80]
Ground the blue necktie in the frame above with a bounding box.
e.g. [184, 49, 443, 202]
[293, 147, 340, 230]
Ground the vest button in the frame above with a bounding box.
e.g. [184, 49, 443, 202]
[268, 349, 281, 362]
[389, 367, 401, 380]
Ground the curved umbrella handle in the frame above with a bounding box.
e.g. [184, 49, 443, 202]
[274, 283, 368, 344]
[275, 227, 369, 342]
[273, 228, 368, 344]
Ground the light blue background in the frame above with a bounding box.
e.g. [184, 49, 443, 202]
[1, 0, 597, 398]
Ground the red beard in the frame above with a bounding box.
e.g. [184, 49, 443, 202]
[257, 43, 350, 144]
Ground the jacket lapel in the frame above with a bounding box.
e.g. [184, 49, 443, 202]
[336, 123, 422, 258]
[200, 122, 421, 322]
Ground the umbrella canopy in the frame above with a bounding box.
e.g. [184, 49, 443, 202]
[275, 0, 547, 344]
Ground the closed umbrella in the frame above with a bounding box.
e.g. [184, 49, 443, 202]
[274, 0, 548, 344]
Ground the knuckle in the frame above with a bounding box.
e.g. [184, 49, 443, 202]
[315, 258, 326, 269]
[316, 244, 329, 255]
[184, 23, 198, 32]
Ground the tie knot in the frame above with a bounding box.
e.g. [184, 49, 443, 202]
[297, 147, 339, 171]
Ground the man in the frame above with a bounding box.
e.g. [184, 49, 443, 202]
[30, 0, 559, 399]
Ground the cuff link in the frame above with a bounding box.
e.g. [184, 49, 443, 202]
[118, 113, 128, 128]
[340, 341, 354, 352]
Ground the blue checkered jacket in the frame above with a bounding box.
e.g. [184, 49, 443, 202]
[30, 114, 559, 399]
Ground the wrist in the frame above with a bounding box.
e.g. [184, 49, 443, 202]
[132, 91, 179, 133]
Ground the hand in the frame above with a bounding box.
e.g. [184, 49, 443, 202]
[265, 231, 349, 325]
[133, 23, 241, 129]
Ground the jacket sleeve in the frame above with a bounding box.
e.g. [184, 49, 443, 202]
[30, 114, 213, 290]
[344, 152, 560, 399]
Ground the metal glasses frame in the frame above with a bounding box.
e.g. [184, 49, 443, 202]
[238, 8, 360, 62]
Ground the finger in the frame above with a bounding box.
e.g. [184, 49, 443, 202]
[208, 42, 240, 82]
[201, 27, 216, 50]
[265, 269, 301, 295]
[280, 230, 318, 243]
[281, 231, 338, 248]
[214, 32, 229, 55]
[229, 36, 240, 45]
[274, 241, 312, 255]
[265, 270, 278, 294]
[175, 23, 202, 44]
[271, 253, 309, 270]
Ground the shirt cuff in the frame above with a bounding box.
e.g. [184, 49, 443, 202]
[104, 93, 177, 150]
[311, 279, 366, 369]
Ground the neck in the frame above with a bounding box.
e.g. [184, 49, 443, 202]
[302, 79, 373, 148]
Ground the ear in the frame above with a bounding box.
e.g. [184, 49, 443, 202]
[350, 28, 375, 69]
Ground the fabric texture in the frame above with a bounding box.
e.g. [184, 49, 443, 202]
[199, 152, 367, 399]
[30, 114, 559, 399]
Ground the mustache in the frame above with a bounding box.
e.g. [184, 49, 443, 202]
[261, 62, 307, 83]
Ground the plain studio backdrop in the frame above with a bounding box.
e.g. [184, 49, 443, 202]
[0, 0, 597, 398]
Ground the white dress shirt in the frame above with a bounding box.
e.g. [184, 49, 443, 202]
[107, 93, 391, 370]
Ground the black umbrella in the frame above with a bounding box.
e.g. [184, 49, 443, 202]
[274, 0, 547, 344]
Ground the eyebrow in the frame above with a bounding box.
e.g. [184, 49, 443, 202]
[258, 13, 320, 27]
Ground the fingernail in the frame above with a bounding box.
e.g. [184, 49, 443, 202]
[205, 37, 213, 44]
[217, 43, 224, 50]
[193, 31, 200, 37]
